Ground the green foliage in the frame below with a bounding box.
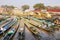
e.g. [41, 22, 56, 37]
[2, 5, 15, 9]
[33, 3, 45, 10]
[21, 5, 29, 11]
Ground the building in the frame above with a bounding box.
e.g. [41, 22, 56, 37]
[0, 7, 4, 13]
[12, 8, 23, 16]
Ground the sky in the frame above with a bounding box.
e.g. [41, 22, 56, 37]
[0, 0, 60, 9]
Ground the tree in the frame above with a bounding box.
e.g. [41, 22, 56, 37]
[21, 5, 29, 11]
[53, 6, 60, 9]
[1, 5, 15, 9]
[33, 3, 45, 10]
[1, 5, 15, 15]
